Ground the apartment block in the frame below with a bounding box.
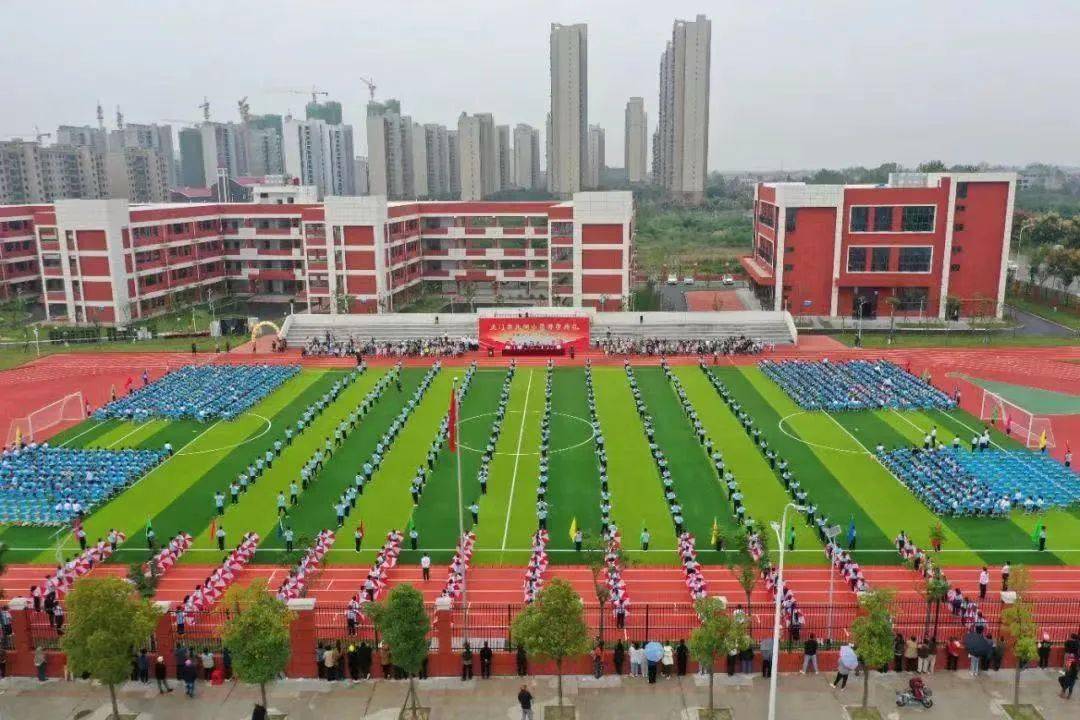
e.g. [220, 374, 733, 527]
[0, 191, 633, 320]
[282, 118, 356, 199]
[586, 124, 605, 189]
[354, 157, 369, 195]
[549, 23, 588, 196]
[624, 98, 648, 183]
[656, 15, 711, 203]
[105, 147, 169, 203]
[497, 125, 512, 192]
[513, 124, 541, 190]
[423, 124, 452, 198]
[366, 100, 413, 200]
[743, 173, 1016, 320]
[457, 113, 498, 201]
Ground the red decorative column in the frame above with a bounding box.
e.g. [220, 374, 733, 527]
[7, 598, 35, 676]
[286, 598, 317, 678]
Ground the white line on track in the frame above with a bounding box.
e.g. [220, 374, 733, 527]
[501, 368, 533, 551]
[8, 546, 1080, 554]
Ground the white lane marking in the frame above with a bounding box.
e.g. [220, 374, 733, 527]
[501, 369, 534, 551]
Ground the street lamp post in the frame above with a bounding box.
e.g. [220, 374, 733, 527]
[767, 502, 807, 720]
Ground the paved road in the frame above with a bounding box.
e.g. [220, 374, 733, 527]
[1008, 306, 1078, 337]
[3, 666, 1078, 720]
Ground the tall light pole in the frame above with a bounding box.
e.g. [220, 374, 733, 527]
[1013, 218, 1036, 266]
[767, 502, 807, 720]
[823, 524, 841, 642]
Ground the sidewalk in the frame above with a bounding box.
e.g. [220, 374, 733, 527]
[1, 668, 1076, 719]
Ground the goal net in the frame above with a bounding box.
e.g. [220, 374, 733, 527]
[6, 391, 86, 446]
[978, 388, 1055, 450]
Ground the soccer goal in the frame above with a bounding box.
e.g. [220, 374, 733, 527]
[6, 391, 86, 446]
[978, 388, 1055, 450]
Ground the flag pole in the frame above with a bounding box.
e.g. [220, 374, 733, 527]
[453, 379, 469, 643]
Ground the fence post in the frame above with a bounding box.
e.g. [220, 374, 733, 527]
[434, 596, 453, 673]
[644, 604, 650, 641]
[7, 598, 35, 677]
[506, 604, 512, 651]
[286, 598, 317, 678]
[153, 601, 174, 673]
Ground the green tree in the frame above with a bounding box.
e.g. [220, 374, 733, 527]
[1028, 244, 1050, 291]
[1045, 246, 1079, 301]
[367, 584, 431, 720]
[1028, 213, 1066, 248]
[220, 580, 294, 710]
[1000, 567, 1039, 709]
[728, 534, 765, 608]
[61, 577, 161, 720]
[512, 578, 592, 710]
[849, 588, 896, 710]
[916, 160, 948, 173]
[127, 561, 160, 599]
[916, 567, 950, 641]
[689, 598, 751, 717]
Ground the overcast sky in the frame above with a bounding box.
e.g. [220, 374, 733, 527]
[2, 0, 1078, 171]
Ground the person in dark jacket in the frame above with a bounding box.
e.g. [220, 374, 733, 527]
[357, 641, 373, 679]
[222, 647, 233, 680]
[1037, 634, 1052, 669]
[518, 685, 534, 720]
[182, 659, 198, 698]
[479, 642, 493, 679]
[154, 655, 172, 693]
[174, 645, 188, 681]
[136, 649, 150, 683]
[676, 639, 689, 676]
[989, 636, 1005, 672]
[739, 644, 755, 674]
[347, 645, 361, 681]
[516, 644, 528, 676]
[893, 633, 905, 672]
[461, 642, 474, 681]
[1060, 659, 1079, 699]
[613, 640, 625, 675]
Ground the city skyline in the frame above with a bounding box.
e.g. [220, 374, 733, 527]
[3, 1, 1077, 172]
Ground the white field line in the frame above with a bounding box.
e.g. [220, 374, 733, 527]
[501, 369, 534, 551]
[58, 420, 105, 448]
[105, 420, 161, 449]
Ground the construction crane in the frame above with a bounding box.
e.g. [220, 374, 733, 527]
[237, 96, 250, 122]
[96, 101, 104, 129]
[199, 97, 211, 121]
[359, 76, 376, 101]
[2, 127, 52, 143]
[116, 106, 124, 130]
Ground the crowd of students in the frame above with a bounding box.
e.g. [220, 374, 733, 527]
[760, 359, 956, 412]
[583, 362, 617, 540]
[879, 446, 1008, 516]
[176, 533, 259, 628]
[825, 542, 870, 593]
[302, 333, 478, 358]
[679, 532, 708, 600]
[95, 364, 300, 422]
[475, 363, 513, 506]
[593, 335, 768, 357]
[145, 532, 193, 577]
[626, 362, 687, 537]
[535, 362, 553, 531]
[441, 532, 476, 601]
[523, 529, 549, 603]
[0, 444, 169, 526]
[277, 529, 334, 601]
[357, 530, 403, 603]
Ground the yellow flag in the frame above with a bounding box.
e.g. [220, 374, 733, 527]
[710, 517, 720, 545]
[569, 517, 578, 543]
[1038, 430, 1048, 449]
[14, 427, 21, 446]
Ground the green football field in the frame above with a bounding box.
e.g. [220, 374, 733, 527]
[3, 362, 1077, 568]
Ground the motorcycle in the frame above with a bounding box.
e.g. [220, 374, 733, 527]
[895, 676, 934, 708]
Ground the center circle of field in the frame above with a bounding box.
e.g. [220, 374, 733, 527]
[777, 411, 868, 455]
[458, 409, 594, 456]
[176, 412, 273, 455]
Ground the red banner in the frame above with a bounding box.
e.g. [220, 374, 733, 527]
[478, 316, 591, 351]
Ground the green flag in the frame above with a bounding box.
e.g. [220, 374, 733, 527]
[407, 516, 415, 533]
[1031, 522, 1042, 544]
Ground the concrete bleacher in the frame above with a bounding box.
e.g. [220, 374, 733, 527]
[281, 309, 797, 347]
[592, 311, 796, 345]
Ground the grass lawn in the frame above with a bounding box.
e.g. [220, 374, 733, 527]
[5, 356, 1078, 571]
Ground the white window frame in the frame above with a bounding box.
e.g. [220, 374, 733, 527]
[845, 244, 934, 275]
[848, 204, 937, 234]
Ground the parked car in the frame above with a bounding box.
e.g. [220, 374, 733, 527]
[722, 275, 735, 286]
[666, 274, 678, 285]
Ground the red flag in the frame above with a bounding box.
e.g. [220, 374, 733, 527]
[209, 518, 217, 539]
[448, 386, 458, 453]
